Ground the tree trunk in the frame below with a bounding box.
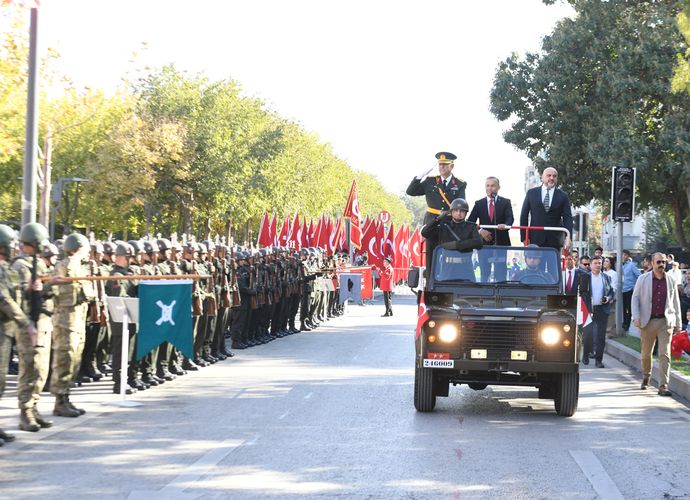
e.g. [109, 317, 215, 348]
[672, 194, 688, 250]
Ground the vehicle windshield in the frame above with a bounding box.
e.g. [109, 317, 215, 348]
[432, 246, 561, 285]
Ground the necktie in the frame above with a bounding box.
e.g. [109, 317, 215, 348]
[443, 179, 448, 189]
[543, 189, 550, 211]
[489, 198, 495, 221]
[566, 270, 572, 292]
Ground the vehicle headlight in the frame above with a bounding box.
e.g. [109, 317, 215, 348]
[439, 324, 458, 343]
[540, 327, 561, 345]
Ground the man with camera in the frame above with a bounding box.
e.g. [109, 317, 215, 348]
[576, 255, 615, 368]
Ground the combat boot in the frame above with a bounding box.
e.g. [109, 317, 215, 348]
[19, 408, 40, 432]
[65, 395, 86, 415]
[33, 408, 54, 428]
[53, 394, 80, 418]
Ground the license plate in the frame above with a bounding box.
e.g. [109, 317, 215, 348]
[423, 359, 454, 368]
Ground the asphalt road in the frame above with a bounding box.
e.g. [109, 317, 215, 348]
[2, 293, 690, 499]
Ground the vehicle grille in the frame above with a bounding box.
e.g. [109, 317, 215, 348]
[460, 320, 536, 359]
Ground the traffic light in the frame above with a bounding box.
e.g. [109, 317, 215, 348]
[573, 212, 588, 241]
[611, 166, 636, 222]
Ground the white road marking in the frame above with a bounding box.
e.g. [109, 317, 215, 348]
[305, 392, 313, 400]
[278, 411, 290, 420]
[569, 450, 624, 500]
[127, 437, 253, 500]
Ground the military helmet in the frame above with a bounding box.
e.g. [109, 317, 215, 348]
[128, 240, 145, 254]
[42, 242, 59, 258]
[91, 241, 104, 254]
[144, 240, 159, 254]
[0, 224, 17, 257]
[524, 244, 542, 259]
[259, 248, 269, 257]
[102, 241, 116, 255]
[156, 238, 172, 251]
[197, 242, 208, 254]
[450, 198, 469, 212]
[202, 240, 215, 251]
[19, 222, 49, 247]
[63, 233, 89, 254]
[115, 241, 134, 257]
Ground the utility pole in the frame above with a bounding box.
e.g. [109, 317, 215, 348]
[21, 7, 40, 226]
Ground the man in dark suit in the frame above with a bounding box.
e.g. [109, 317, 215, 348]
[575, 255, 614, 368]
[519, 167, 573, 251]
[467, 176, 514, 282]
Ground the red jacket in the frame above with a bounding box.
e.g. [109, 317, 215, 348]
[378, 263, 393, 292]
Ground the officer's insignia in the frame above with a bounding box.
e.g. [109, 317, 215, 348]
[439, 154, 446, 161]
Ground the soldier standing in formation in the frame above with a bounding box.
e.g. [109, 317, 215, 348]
[51, 233, 96, 417]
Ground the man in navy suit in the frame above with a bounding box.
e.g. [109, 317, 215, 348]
[520, 167, 573, 251]
[467, 176, 514, 281]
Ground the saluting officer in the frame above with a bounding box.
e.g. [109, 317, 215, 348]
[406, 151, 467, 226]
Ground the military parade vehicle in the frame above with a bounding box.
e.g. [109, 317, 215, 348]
[409, 230, 579, 417]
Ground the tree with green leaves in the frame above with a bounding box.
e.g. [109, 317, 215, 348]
[491, 0, 690, 247]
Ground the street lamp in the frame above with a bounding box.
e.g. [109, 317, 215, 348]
[50, 177, 91, 240]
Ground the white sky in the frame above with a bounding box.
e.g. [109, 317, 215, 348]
[29, 0, 573, 208]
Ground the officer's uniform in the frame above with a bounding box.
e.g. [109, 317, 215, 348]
[406, 152, 467, 226]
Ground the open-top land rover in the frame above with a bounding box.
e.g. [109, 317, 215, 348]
[411, 244, 579, 416]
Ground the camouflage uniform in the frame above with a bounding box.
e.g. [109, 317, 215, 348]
[0, 260, 30, 397]
[51, 254, 96, 397]
[11, 254, 53, 412]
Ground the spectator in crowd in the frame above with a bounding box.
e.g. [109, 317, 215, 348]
[376, 256, 394, 317]
[563, 255, 577, 294]
[593, 246, 603, 258]
[510, 257, 521, 275]
[603, 256, 618, 337]
[621, 250, 641, 333]
[576, 256, 615, 368]
[631, 252, 682, 396]
[668, 261, 682, 288]
[579, 255, 591, 271]
[666, 254, 675, 272]
[642, 254, 653, 273]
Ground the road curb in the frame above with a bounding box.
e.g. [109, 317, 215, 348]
[605, 338, 690, 403]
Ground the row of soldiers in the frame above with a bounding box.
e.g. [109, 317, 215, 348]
[0, 221, 347, 445]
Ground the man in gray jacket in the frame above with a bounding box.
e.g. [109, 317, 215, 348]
[631, 252, 682, 396]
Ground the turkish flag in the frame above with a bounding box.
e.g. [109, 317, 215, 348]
[328, 218, 343, 256]
[278, 215, 290, 246]
[301, 219, 310, 249]
[343, 180, 362, 249]
[319, 217, 332, 250]
[415, 291, 429, 339]
[383, 223, 395, 262]
[269, 214, 278, 246]
[410, 228, 422, 267]
[288, 212, 301, 250]
[257, 211, 272, 248]
[362, 219, 382, 269]
[362, 216, 372, 235]
[394, 226, 406, 282]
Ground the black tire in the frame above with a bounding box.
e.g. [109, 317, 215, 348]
[414, 365, 436, 412]
[468, 383, 487, 391]
[554, 372, 579, 417]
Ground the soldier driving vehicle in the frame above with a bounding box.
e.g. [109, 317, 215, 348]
[409, 226, 579, 417]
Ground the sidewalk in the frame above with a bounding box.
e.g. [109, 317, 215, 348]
[605, 337, 690, 404]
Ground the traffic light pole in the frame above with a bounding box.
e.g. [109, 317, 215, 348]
[615, 221, 624, 335]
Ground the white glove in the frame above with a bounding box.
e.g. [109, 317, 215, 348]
[416, 165, 434, 180]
